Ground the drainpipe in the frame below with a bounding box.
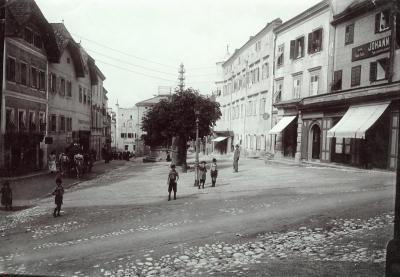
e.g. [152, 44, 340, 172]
[388, 4, 398, 83]
[0, 5, 5, 168]
[270, 31, 277, 154]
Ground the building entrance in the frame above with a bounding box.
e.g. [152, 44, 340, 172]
[311, 124, 321, 159]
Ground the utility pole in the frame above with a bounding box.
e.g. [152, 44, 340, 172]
[0, 0, 6, 169]
[178, 63, 185, 93]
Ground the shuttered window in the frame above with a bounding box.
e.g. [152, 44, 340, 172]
[345, 24, 354, 45]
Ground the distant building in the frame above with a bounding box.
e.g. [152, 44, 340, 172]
[115, 104, 138, 153]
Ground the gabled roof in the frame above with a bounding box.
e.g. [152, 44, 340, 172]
[50, 23, 85, 77]
[7, 0, 60, 62]
[331, 0, 393, 26]
[135, 95, 171, 107]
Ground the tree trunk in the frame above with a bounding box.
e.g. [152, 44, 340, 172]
[176, 135, 187, 172]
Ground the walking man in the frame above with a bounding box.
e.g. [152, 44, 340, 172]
[233, 145, 240, 172]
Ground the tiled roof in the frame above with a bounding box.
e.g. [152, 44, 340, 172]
[135, 95, 171, 107]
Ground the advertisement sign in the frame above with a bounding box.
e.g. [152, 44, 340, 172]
[352, 36, 391, 61]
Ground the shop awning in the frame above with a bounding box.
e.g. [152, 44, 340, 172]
[211, 136, 228, 142]
[268, 116, 296, 134]
[327, 102, 390, 139]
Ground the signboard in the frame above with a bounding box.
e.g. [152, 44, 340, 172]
[352, 36, 391, 61]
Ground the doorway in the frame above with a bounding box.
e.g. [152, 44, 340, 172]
[311, 124, 321, 160]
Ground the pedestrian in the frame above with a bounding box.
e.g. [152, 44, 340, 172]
[52, 177, 64, 217]
[198, 161, 207, 189]
[233, 144, 240, 172]
[210, 158, 218, 187]
[1, 181, 12, 211]
[48, 151, 57, 173]
[167, 164, 179, 201]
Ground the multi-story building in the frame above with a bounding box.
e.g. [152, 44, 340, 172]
[270, 0, 334, 161]
[0, 0, 60, 175]
[109, 109, 117, 150]
[47, 23, 91, 156]
[115, 104, 138, 153]
[214, 18, 282, 156]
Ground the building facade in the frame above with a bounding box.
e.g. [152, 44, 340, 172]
[271, 0, 334, 161]
[115, 104, 139, 153]
[214, 18, 282, 156]
[0, 0, 60, 175]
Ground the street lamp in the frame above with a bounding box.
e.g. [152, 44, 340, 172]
[194, 110, 200, 187]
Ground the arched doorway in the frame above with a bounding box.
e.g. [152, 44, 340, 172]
[311, 124, 321, 159]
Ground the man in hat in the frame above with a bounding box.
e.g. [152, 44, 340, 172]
[233, 145, 240, 172]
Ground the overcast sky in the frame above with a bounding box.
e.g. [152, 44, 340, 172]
[35, 0, 321, 109]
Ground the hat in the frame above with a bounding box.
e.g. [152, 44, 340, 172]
[170, 164, 176, 169]
[235, 144, 240, 148]
[56, 177, 62, 184]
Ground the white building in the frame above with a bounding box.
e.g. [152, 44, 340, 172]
[214, 18, 282, 156]
[115, 104, 139, 153]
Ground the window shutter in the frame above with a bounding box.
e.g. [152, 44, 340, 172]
[370, 62, 377, 82]
[375, 13, 380, 33]
[317, 29, 323, 50]
[15, 62, 20, 83]
[290, 40, 295, 59]
[48, 73, 51, 92]
[378, 58, 389, 79]
[308, 32, 313, 54]
[57, 76, 61, 94]
[300, 37, 305, 57]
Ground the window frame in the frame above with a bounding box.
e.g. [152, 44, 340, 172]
[351, 65, 362, 87]
[28, 110, 36, 132]
[345, 23, 355, 45]
[18, 109, 27, 132]
[6, 56, 16, 82]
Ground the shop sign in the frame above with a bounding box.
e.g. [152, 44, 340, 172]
[352, 36, 391, 61]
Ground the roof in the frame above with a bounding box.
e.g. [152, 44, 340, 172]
[7, 0, 60, 62]
[95, 64, 105, 81]
[222, 18, 282, 66]
[50, 23, 85, 77]
[135, 95, 171, 107]
[331, 0, 393, 26]
[273, 0, 330, 34]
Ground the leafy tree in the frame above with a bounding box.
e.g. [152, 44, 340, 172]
[141, 88, 221, 167]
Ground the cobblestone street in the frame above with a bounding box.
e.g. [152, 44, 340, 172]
[0, 157, 395, 276]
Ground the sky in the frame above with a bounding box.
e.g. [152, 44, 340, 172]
[35, 0, 322, 110]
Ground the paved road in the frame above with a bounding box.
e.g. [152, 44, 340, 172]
[0, 157, 395, 276]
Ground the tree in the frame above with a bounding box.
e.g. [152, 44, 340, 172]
[141, 88, 221, 167]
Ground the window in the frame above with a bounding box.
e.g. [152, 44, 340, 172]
[50, 114, 57, 132]
[293, 78, 302, 99]
[67, 57, 71, 64]
[345, 24, 354, 45]
[51, 73, 57, 93]
[60, 78, 65, 96]
[247, 101, 252, 116]
[34, 34, 42, 49]
[277, 44, 284, 66]
[370, 58, 389, 82]
[274, 81, 283, 103]
[39, 112, 45, 132]
[67, 81, 72, 97]
[5, 108, 15, 131]
[259, 98, 266, 116]
[375, 10, 390, 33]
[351, 65, 361, 87]
[29, 111, 36, 131]
[128, 133, 133, 138]
[59, 116, 65, 132]
[120, 133, 127, 138]
[66, 118, 72, 131]
[83, 89, 87, 104]
[31, 67, 38, 88]
[255, 40, 261, 52]
[332, 70, 342, 91]
[25, 28, 33, 44]
[6, 57, 15, 82]
[20, 62, 27, 85]
[252, 100, 257, 116]
[290, 36, 305, 59]
[39, 71, 45, 91]
[262, 61, 269, 79]
[18, 110, 26, 132]
[79, 86, 83, 102]
[308, 28, 323, 54]
[310, 74, 319, 96]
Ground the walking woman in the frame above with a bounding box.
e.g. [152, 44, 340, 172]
[210, 158, 218, 187]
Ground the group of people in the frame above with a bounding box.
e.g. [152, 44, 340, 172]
[166, 144, 241, 201]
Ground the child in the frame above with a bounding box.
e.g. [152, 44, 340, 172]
[52, 177, 64, 217]
[199, 161, 207, 189]
[210, 158, 218, 187]
[167, 164, 179, 201]
[1, 181, 12, 211]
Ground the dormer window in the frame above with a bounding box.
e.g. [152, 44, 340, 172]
[24, 28, 33, 44]
[375, 10, 390, 33]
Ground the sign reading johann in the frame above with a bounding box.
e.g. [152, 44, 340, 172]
[352, 36, 391, 61]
